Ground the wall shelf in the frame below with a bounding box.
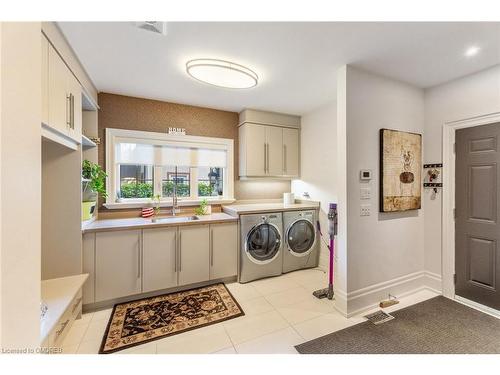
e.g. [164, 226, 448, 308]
[82, 135, 97, 148]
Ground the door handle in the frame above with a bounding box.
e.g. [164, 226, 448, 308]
[266, 143, 270, 173]
[70, 93, 75, 130]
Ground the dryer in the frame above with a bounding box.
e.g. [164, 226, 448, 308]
[239, 212, 283, 283]
[283, 210, 319, 273]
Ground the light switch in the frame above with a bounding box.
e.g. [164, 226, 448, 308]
[360, 204, 371, 216]
[360, 187, 371, 200]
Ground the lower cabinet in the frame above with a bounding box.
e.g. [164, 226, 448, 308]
[210, 223, 238, 280]
[95, 230, 142, 302]
[83, 222, 238, 306]
[178, 225, 210, 286]
[142, 227, 178, 293]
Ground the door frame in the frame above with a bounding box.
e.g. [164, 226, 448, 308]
[442, 112, 500, 300]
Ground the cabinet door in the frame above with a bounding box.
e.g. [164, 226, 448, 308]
[82, 233, 95, 305]
[266, 126, 284, 176]
[66, 74, 82, 143]
[48, 44, 69, 135]
[95, 230, 142, 302]
[283, 128, 299, 177]
[178, 225, 210, 286]
[210, 223, 238, 280]
[41, 34, 49, 126]
[244, 124, 267, 176]
[142, 227, 178, 293]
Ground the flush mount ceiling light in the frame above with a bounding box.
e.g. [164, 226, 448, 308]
[186, 59, 258, 89]
[464, 46, 481, 57]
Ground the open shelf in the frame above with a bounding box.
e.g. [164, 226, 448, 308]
[82, 134, 97, 148]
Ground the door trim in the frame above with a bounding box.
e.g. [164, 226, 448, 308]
[442, 112, 500, 301]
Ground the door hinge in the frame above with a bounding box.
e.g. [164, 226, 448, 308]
[453, 143, 456, 153]
[453, 208, 456, 219]
[454, 274, 457, 285]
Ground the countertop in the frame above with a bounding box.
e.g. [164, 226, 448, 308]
[82, 212, 238, 233]
[222, 201, 320, 216]
[41, 274, 88, 343]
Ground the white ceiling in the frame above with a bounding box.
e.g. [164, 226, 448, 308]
[59, 22, 500, 115]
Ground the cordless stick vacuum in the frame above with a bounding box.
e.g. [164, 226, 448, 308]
[313, 203, 337, 300]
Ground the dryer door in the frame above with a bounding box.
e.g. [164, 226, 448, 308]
[245, 223, 281, 264]
[286, 219, 316, 257]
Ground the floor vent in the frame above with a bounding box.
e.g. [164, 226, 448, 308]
[365, 310, 395, 325]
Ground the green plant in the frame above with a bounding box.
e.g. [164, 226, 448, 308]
[152, 194, 161, 217]
[198, 182, 214, 197]
[120, 182, 153, 198]
[82, 160, 107, 199]
[194, 199, 209, 216]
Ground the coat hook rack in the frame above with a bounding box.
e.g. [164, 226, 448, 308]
[423, 163, 443, 194]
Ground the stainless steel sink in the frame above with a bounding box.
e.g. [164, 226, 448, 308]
[152, 215, 199, 223]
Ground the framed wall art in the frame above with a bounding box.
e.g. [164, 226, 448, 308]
[379, 128, 422, 212]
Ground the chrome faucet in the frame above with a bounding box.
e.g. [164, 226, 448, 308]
[172, 167, 181, 216]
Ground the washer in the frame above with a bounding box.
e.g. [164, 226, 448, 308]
[282, 210, 319, 273]
[239, 212, 283, 283]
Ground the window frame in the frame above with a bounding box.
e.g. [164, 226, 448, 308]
[105, 128, 234, 209]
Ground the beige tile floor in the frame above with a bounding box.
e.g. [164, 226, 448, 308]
[60, 268, 439, 354]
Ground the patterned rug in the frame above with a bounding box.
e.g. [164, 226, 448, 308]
[99, 283, 244, 354]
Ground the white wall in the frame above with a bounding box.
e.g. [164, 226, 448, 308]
[291, 100, 337, 271]
[423, 65, 500, 281]
[0, 22, 41, 349]
[343, 66, 426, 315]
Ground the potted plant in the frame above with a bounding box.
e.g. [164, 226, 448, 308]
[82, 160, 107, 221]
[194, 199, 211, 216]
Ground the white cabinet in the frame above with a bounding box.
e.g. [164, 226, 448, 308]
[238, 108, 300, 179]
[41, 34, 49, 126]
[210, 222, 238, 280]
[239, 123, 299, 178]
[95, 230, 142, 302]
[178, 225, 210, 286]
[282, 128, 299, 177]
[142, 227, 178, 292]
[83, 221, 238, 306]
[44, 35, 82, 146]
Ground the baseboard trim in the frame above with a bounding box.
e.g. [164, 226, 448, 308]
[345, 270, 443, 317]
[455, 295, 500, 319]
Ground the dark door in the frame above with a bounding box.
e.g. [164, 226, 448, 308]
[456, 122, 500, 310]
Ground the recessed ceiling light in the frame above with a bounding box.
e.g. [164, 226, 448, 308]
[464, 46, 481, 57]
[186, 59, 258, 89]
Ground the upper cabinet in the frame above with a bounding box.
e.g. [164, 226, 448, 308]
[239, 109, 300, 178]
[42, 33, 82, 149]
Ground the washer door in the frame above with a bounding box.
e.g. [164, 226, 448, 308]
[245, 223, 281, 264]
[286, 219, 316, 257]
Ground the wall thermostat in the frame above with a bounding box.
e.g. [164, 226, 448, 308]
[360, 169, 372, 181]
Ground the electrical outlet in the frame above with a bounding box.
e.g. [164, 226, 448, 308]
[360, 204, 371, 216]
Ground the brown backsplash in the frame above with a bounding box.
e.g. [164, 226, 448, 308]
[97, 92, 239, 214]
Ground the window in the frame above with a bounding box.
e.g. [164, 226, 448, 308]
[106, 128, 234, 207]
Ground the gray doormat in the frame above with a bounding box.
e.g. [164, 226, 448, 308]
[295, 296, 500, 354]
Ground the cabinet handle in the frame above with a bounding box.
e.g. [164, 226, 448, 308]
[70, 93, 75, 130]
[266, 143, 270, 173]
[66, 94, 71, 127]
[263, 143, 267, 173]
[179, 232, 182, 272]
[210, 229, 214, 266]
[137, 240, 141, 278]
[71, 297, 82, 314]
[284, 144, 287, 173]
[56, 319, 70, 338]
[174, 232, 177, 272]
